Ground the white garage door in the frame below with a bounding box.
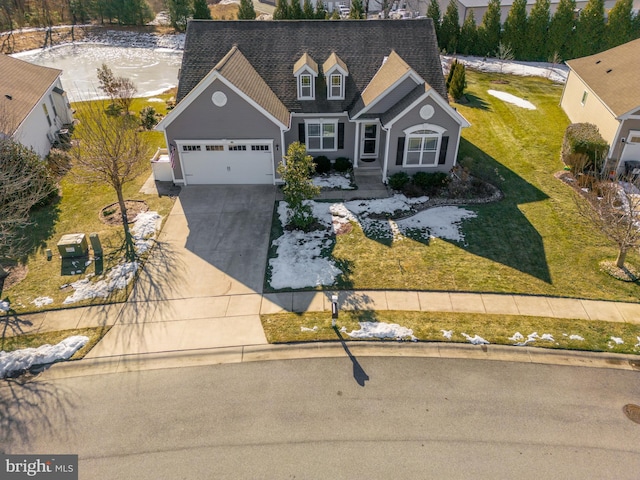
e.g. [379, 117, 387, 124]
[179, 141, 274, 185]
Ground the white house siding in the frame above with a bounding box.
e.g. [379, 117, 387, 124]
[12, 82, 67, 158]
[165, 79, 285, 183]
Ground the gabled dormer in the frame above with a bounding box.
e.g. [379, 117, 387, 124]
[293, 53, 318, 101]
[323, 52, 349, 100]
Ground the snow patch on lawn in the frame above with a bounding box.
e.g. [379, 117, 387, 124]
[568, 334, 585, 341]
[313, 174, 355, 190]
[0, 300, 10, 312]
[32, 297, 54, 307]
[441, 329, 453, 340]
[610, 336, 624, 345]
[346, 322, 417, 341]
[462, 333, 489, 345]
[0, 336, 88, 378]
[488, 90, 536, 110]
[442, 55, 569, 84]
[270, 198, 475, 289]
[301, 326, 318, 332]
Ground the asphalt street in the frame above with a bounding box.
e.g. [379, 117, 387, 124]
[2, 357, 640, 479]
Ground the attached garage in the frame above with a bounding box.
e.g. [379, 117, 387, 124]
[177, 140, 275, 185]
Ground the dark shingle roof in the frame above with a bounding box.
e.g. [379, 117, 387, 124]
[177, 20, 446, 115]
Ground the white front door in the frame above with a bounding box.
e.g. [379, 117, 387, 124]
[360, 123, 379, 159]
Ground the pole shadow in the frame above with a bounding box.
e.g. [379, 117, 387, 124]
[333, 325, 369, 387]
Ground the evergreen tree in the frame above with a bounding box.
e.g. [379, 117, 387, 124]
[193, 0, 212, 19]
[458, 11, 478, 54]
[237, 0, 256, 19]
[548, 0, 576, 60]
[426, 0, 442, 40]
[439, 0, 460, 53]
[574, 0, 605, 57]
[166, 0, 191, 31]
[448, 62, 467, 101]
[478, 0, 501, 56]
[273, 0, 290, 19]
[503, 0, 528, 58]
[349, 0, 365, 18]
[526, 0, 550, 60]
[314, 0, 328, 18]
[303, 0, 315, 18]
[330, 8, 341, 19]
[605, 0, 635, 48]
[290, 0, 304, 18]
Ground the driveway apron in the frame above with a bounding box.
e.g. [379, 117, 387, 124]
[86, 185, 275, 358]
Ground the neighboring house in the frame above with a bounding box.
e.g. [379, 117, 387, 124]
[156, 20, 469, 185]
[560, 38, 640, 176]
[0, 54, 74, 158]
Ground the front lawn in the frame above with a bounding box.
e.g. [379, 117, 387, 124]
[268, 71, 640, 302]
[2, 95, 177, 313]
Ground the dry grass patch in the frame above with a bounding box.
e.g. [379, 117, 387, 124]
[261, 311, 640, 355]
[1, 326, 111, 360]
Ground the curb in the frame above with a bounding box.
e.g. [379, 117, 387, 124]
[30, 341, 640, 382]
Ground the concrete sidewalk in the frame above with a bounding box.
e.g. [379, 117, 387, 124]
[5, 289, 640, 358]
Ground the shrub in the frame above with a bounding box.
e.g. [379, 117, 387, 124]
[139, 106, 158, 130]
[402, 182, 424, 198]
[388, 172, 410, 190]
[46, 148, 72, 179]
[313, 155, 331, 174]
[561, 123, 609, 174]
[412, 171, 450, 189]
[334, 157, 352, 172]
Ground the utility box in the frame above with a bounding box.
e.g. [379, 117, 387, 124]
[89, 232, 103, 257]
[57, 233, 88, 258]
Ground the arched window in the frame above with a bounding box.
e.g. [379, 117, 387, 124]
[403, 124, 445, 167]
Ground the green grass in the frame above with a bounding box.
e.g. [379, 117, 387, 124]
[0, 326, 111, 360]
[267, 71, 640, 302]
[261, 311, 640, 355]
[2, 94, 177, 313]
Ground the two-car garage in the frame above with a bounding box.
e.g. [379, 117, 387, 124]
[176, 140, 275, 185]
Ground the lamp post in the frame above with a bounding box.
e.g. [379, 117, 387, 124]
[331, 294, 339, 327]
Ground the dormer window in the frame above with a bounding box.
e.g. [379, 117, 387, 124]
[323, 52, 348, 101]
[329, 74, 343, 99]
[293, 53, 318, 101]
[299, 74, 314, 99]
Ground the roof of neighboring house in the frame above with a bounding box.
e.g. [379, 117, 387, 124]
[177, 20, 446, 116]
[566, 38, 640, 118]
[214, 46, 290, 127]
[0, 54, 62, 135]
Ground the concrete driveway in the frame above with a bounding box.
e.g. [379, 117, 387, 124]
[86, 185, 275, 358]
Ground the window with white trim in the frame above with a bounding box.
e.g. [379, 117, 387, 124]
[581, 90, 588, 106]
[306, 120, 337, 151]
[299, 74, 314, 100]
[328, 74, 344, 100]
[403, 125, 444, 167]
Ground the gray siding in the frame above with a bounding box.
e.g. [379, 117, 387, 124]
[286, 115, 356, 161]
[386, 96, 462, 176]
[367, 77, 420, 115]
[166, 79, 284, 181]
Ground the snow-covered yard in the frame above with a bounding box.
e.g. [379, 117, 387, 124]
[312, 173, 355, 190]
[269, 196, 477, 290]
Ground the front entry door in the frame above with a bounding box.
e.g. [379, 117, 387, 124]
[361, 123, 379, 159]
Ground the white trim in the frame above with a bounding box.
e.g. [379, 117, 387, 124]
[175, 138, 275, 186]
[291, 112, 347, 118]
[609, 120, 624, 160]
[385, 87, 470, 129]
[163, 130, 178, 184]
[327, 73, 345, 100]
[353, 121, 360, 168]
[304, 118, 339, 152]
[156, 71, 288, 132]
[402, 125, 442, 168]
[618, 111, 640, 121]
[403, 123, 446, 135]
[360, 121, 381, 158]
[298, 72, 315, 100]
[382, 125, 391, 183]
[353, 70, 423, 120]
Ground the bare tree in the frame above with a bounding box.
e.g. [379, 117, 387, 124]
[96, 63, 138, 115]
[71, 99, 151, 261]
[0, 139, 56, 280]
[575, 177, 640, 269]
[496, 42, 515, 74]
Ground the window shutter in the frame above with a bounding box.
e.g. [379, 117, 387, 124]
[396, 137, 405, 166]
[298, 123, 306, 144]
[438, 136, 449, 165]
[338, 123, 345, 149]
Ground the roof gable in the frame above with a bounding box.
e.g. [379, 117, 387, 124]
[0, 54, 62, 135]
[566, 38, 640, 118]
[293, 53, 318, 76]
[323, 52, 348, 76]
[177, 20, 446, 115]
